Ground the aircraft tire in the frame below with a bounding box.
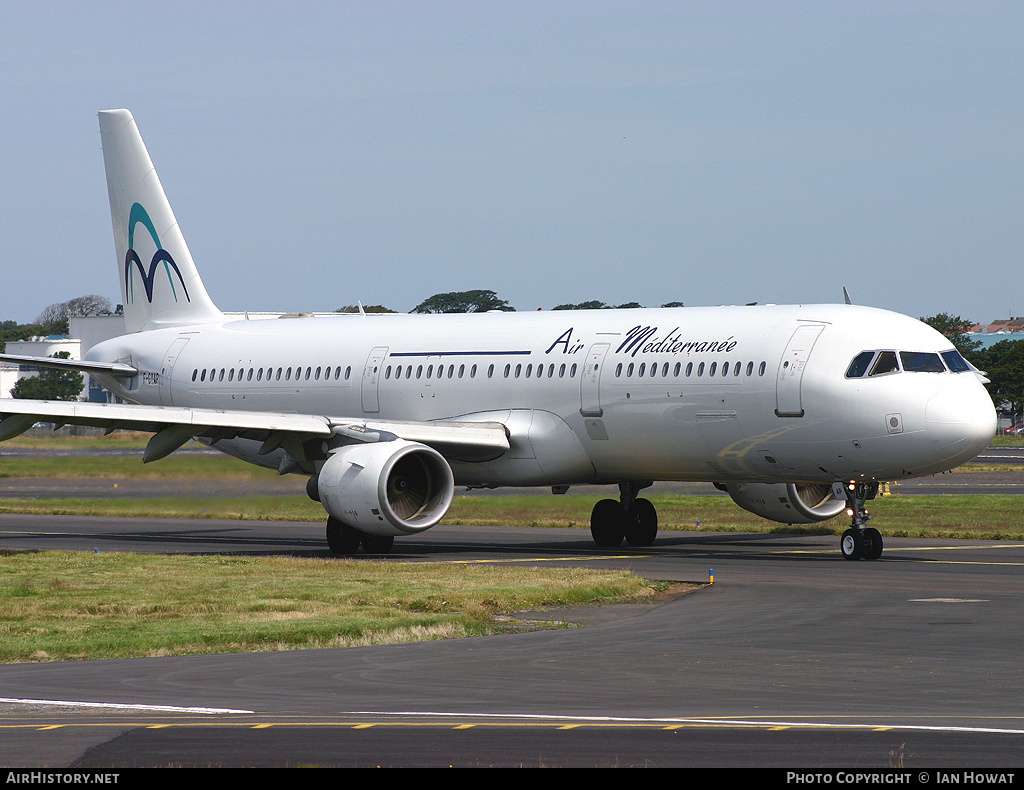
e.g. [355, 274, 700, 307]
[361, 534, 395, 555]
[862, 527, 883, 560]
[326, 517, 362, 555]
[840, 528, 864, 561]
[591, 499, 626, 547]
[624, 498, 658, 547]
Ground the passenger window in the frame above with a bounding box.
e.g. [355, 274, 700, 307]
[900, 351, 944, 373]
[869, 351, 899, 376]
[846, 351, 875, 378]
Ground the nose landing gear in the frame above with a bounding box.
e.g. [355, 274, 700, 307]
[839, 480, 882, 560]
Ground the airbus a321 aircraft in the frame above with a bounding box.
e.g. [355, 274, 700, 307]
[0, 110, 997, 560]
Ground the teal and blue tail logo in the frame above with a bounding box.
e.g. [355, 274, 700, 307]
[124, 203, 190, 304]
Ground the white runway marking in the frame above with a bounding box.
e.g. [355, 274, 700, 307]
[0, 696, 252, 715]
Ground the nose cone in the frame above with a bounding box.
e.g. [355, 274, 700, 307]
[925, 382, 997, 468]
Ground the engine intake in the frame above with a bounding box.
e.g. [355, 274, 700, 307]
[724, 482, 845, 524]
[314, 440, 455, 536]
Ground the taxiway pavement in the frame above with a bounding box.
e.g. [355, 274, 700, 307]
[0, 516, 1023, 767]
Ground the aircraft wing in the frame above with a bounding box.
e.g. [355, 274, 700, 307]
[0, 398, 509, 468]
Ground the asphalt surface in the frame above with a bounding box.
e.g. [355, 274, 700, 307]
[1, 517, 1024, 767]
[0, 448, 1022, 768]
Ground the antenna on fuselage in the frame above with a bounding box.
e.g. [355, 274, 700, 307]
[842, 286, 853, 305]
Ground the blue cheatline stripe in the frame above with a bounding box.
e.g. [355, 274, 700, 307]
[389, 350, 532, 357]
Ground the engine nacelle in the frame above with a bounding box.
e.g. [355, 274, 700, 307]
[724, 482, 846, 525]
[314, 440, 455, 537]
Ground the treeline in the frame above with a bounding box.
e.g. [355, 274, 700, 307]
[0, 295, 115, 354]
[336, 290, 685, 314]
[922, 313, 1024, 427]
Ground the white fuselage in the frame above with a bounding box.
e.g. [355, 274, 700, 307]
[86, 303, 997, 489]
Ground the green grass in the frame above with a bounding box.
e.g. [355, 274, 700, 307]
[444, 492, 1024, 540]
[0, 431, 1019, 481]
[2, 431, 151, 450]
[0, 453, 277, 480]
[0, 551, 663, 662]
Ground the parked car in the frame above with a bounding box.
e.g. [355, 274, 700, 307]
[1004, 423, 1024, 435]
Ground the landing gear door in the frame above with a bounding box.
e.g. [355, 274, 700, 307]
[776, 324, 825, 417]
[361, 346, 388, 414]
[159, 337, 190, 406]
[580, 343, 610, 417]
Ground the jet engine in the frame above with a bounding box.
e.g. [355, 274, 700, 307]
[723, 482, 845, 524]
[312, 440, 455, 537]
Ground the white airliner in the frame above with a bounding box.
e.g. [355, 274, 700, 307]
[0, 110, 997, 560]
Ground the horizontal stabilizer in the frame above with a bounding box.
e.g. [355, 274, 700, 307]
[0, 354, 138, 378]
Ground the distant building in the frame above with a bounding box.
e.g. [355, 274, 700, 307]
[0, 335, 87, 400]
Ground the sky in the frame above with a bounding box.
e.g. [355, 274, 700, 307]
[0, 1, 1020, 324]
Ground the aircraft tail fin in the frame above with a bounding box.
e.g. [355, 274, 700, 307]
[98, 109, 223, 333]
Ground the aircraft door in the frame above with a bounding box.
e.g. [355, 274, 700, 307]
[775, 324, 825, 417]
[159, 337, 190, 406]
[361, 346, 388, 413]
[579, 343, 610, 417]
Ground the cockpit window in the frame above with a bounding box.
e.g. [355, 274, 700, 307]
[899, 351, 945, 373]
[941, 349, 971, 373]
[845, 351, 875, 378]
[868, 351, 899, 376]
[847, 348, 970, 378]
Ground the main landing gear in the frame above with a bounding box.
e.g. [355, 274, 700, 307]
[590, 481, 659, 547]
[326, 517, 395, 556]
[839, 480, 882, 561]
